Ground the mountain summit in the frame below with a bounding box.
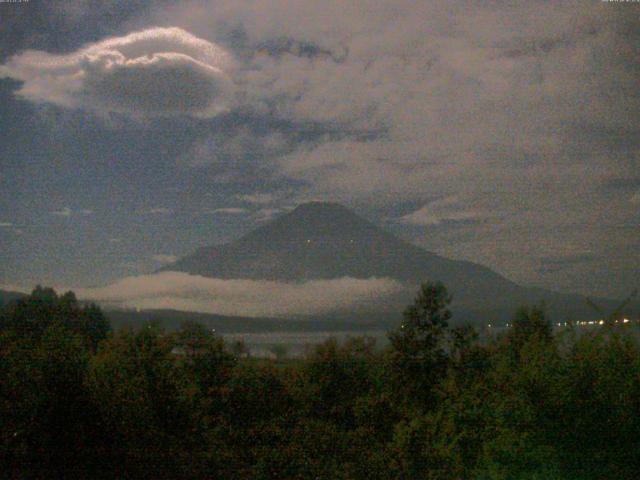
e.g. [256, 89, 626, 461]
[163, 202, 599, 321]
[165, 201, 502, 285]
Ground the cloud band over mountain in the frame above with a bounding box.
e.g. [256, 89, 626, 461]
[74, 271, 403, 318]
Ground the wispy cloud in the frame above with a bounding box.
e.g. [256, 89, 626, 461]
[0, 222, 13, 227]
[205, 207, 247, 215]
[181, 129, 289, 168]
[0, 284, 29, 294]
[50, 208, 93, 217]
[152, 254, 178, 264]
[255, 207, 286, 223]
[51, 208, 72, 217]
[399, 196, 487, 226]
[139, 207, 172, 215]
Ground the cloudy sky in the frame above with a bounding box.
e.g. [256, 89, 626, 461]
[0, 0, 638, 304]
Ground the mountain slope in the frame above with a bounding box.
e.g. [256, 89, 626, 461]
[162, 202, 609, 322]
[0, 289, 26, 307]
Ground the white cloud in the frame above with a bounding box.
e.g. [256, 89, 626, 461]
[152, 254, 178, 264]
[51, 207, 73, 217]
[139, 1, 637, 218]
[277, 139, 430, 201]
[75, 271, 403, 317]
[0, 284, 29, 294]
[0, 27, 236, 118]
[254, 207, 286, 223]
[140, 207, 172, 215]
[50, 207, 93, 218]
[206, 207, 247, 215]
[180, 128, 289, 168]
[399, 196, 488, 226]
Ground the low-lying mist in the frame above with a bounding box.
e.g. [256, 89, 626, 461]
[74, 271, 403, 317]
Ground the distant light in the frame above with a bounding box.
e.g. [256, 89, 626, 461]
[624, 318, 630, 324]
[598, 320, 604, 325]
[488, 324, 492, 328]
[306, 239, 311, 243]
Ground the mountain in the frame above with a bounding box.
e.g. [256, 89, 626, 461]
[162, 202, 618, 323]
[0, 289, 26, 307]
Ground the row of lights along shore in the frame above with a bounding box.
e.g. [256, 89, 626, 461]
[488, 318, 635, 329]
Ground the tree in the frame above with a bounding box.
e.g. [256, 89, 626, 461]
[269, 344, 290, 361]
[0, 287, 110, 351]
[88, 325, 197, 479]
[77, 302, 111, 351]
[388, 281, 452, 408]
[303, 336, 379, 428]
[175, 320, 236, 394]
[0, 323, 101, 478]
[231, 339, 250, 358]
[403, 282, 452, 331]
[507, 304, 552, 354]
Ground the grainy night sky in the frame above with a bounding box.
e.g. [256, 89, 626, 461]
[0, 1, 638, 306]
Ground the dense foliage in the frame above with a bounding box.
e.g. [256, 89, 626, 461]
[2, 284, 640, 479]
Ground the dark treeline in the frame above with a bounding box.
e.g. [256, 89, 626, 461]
[2, 284, 640, 479]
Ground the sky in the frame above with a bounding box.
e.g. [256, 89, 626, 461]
[0, 0, 638, 307]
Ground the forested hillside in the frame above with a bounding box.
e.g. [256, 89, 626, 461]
[2, 285, 640, 479]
